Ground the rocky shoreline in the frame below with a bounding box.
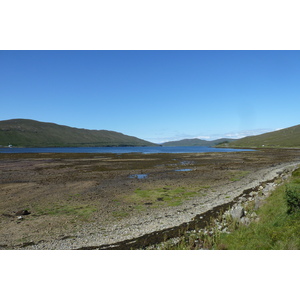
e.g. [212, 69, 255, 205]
[12, 161, 299, 250]
[146, 165, 296, 249]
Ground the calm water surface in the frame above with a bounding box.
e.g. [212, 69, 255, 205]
[0, 146, 254, 154]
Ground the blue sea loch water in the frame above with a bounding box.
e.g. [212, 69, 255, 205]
[0, 146, 254, 154]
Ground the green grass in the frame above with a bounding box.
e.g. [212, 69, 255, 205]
[124, 185, 208, 207]
[216, 170, 300, 249]
[35, 203, 97, 221]
[164, 167, 300, 250]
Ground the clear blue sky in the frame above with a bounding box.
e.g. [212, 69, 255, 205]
[1, 50, 300, 143]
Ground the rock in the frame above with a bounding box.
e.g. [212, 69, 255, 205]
[254, 198, 264, 210]
[230, 206, 244, 220]
[238, 196, 247, 202]
[250, 212, 257, 218]
[240, 217, 251, 226]
[15, 210, 31, 216]
[262, 184, 273, 195]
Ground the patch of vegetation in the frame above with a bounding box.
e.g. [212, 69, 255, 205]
[163, 167, 300, 250]
[133, 204, 146, 211]
[285, 185, 300, 214]
[35, 203, 97, 221]
[216, 183, 300, 249]
[112, 210, 129, 219]
[168, 200, 183, 207]
[123, 185, 209, 208]
[229, 170, 250, 182]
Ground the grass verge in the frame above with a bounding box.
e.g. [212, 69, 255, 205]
[162, 167, 300, 250]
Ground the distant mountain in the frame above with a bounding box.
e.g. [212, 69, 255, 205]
[227, 124, 300, 148]
[162, 138, 236, 147]
[0, 119, 157, 148]
[162, 138, 210, 147]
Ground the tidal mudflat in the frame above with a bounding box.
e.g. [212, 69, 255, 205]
[1, 149, 300, 249]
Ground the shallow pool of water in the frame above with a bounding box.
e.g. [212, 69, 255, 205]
[129, 174, 148, 179]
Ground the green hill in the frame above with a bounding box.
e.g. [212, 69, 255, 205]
[228, 124, 300, 148]
[0, 119, 157, 148]
[162, 138, 236, 147]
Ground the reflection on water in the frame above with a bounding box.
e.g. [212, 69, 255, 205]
[175, 169, 193, 172]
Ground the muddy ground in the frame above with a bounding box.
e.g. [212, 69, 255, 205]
[1, 149, 300, 249]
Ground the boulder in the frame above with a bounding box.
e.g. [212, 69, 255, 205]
[254, 197, 265, 210]
[262, 184, 273, 195]
[230, 206, 244, 220]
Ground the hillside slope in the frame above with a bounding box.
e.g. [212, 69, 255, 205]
[228, 124, 300, 148]
[0, 119, 157, 147]
[162, 138, 236, 147]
